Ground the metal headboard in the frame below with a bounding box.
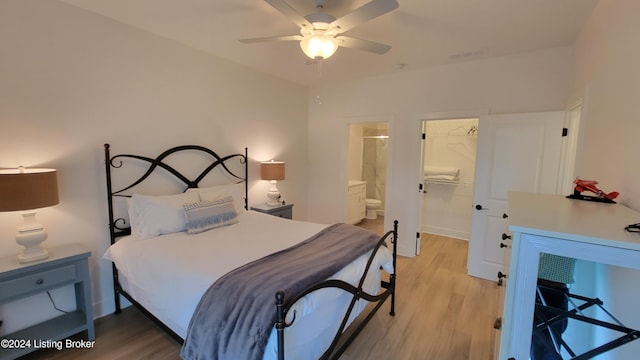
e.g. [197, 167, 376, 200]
[103, 143, 248, 244]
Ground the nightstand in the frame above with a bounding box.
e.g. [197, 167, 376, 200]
[0, 243, 94, 360]
[251, 203, 294, 219]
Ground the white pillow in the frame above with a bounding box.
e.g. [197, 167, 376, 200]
[128, 191, 199, 238]
[188, 183, 246, 214]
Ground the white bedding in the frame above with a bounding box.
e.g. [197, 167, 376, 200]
[105, 210, 392, 359]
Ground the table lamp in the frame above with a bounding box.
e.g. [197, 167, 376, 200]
[260, 161, 285, 206]
[0, 167, 59, 263]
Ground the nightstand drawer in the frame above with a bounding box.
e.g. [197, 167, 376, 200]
[270, 207, 292, 218]
[0, 264, 76, 301]
[251, 203, 294, 219]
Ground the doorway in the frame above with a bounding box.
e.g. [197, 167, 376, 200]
[347, 122, 389, 235]
[416, 111, 572, 279]
[420, 118, 479, 242]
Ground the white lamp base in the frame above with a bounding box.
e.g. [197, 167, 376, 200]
[18, 248, 49, 263]
[15, 211, 49, 263]
[266, 180, 281, 207]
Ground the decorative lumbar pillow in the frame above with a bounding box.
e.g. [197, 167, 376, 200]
[183, 196, 239, 234]
[128, 191, 200, 238]
[189, 183, 246, 214]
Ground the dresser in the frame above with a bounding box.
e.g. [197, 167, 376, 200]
[0, 244, 94, 359]
[498, 192, 640, 359]
[347, 181, 366, 224]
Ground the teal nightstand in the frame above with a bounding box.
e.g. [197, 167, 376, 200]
[251, 203, 294, 219]
[0, 243, 94, 359]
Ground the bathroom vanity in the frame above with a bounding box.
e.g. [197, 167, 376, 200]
[347, 181, 366, 224]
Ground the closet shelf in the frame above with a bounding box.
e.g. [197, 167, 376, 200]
[424, 179, 473, 186]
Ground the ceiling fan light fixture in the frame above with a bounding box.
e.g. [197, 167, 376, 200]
[240, 0, 399, 60]
[300, 35, 337, 60]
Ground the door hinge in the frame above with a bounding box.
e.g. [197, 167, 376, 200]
[562, 127, 568, 137]
[422, 133, 426, 140]
[418, 183, 423, 192]
[416, 232, 420, 239]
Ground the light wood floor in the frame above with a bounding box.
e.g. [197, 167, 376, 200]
[341, 232, 499, 360]
[20, 231, 499, 360]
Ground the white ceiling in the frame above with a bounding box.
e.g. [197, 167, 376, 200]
[59, 0, 600, 87]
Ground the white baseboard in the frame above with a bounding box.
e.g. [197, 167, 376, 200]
[421, 225, 469, 241]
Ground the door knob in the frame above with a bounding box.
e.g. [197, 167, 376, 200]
[502, 233, 512, 240]
[500, 243, 508, 248]
[497, 271, 507, 286]
[503, 213, 509, 219]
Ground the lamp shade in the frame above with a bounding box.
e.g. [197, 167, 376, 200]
[260, 161, 285, 181]
[0, 168, 59, 212]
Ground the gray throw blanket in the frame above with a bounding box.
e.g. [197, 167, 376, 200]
[180, 223, 380, 360]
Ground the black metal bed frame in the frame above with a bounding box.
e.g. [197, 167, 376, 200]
[103, 143, 397, 359]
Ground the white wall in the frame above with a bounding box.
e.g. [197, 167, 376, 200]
[569, 0, 640, 210]
[347, 123, 365, 182]
[567, 1, 640, 357]
[307, 47, 574, 256]
[0, 0, 309, 329]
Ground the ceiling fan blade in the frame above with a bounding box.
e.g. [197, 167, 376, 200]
[264, 0, 313, 29]
[331, 0, 399, 33]
[335, 35, 392, 54]
[239, 34, 303, 43]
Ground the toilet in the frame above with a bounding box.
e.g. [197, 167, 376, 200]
[365, 198, 382, 220]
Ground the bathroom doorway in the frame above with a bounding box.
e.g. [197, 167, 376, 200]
[347, 122, 389, 236]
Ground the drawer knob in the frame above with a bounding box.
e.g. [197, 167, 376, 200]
[36, 279, 44, 285]
[502, 233, 512, 240]
[493, 317, 502, 330]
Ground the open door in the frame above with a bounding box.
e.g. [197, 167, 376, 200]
[467, 111, 566, 280]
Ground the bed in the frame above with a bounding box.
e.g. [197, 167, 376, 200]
[103, 144, 397, 360]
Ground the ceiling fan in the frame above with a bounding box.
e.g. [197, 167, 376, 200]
[239, 0, 399, 60]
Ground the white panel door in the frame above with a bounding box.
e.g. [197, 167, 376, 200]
[467, 111, 565, 280]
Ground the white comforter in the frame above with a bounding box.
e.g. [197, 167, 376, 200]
[104, 210, 392, 359]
